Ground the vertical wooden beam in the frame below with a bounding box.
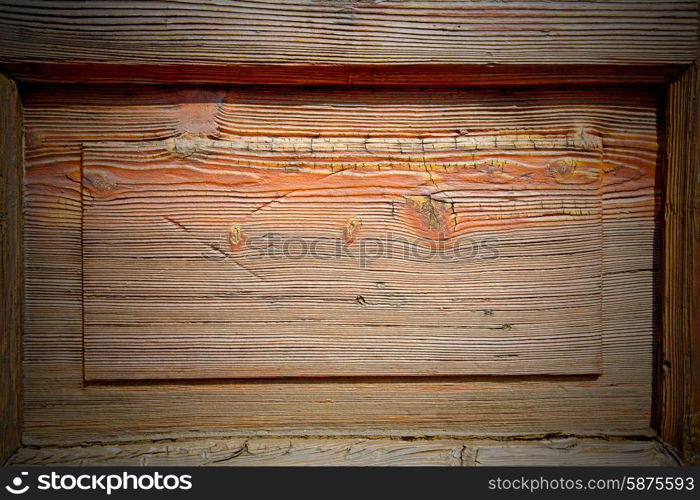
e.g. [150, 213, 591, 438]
[0, 73, 22, 464]
[692, 65, 700, 465]
[661, 63, 699, 462]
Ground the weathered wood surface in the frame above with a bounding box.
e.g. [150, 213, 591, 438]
[472, 439, 677, 466]
[0, 74, 22, 464]
[3, 62, 690, 87]
[81, 133, 603, 379]
[0, 1, 696, 73]
[7, 437, 677, 466]
[22, 85, 658, 444]
[660, 66, 699, 460]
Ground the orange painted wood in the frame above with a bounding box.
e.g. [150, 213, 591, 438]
[6, 437, 677, 467]
[81, 134, 603, 379]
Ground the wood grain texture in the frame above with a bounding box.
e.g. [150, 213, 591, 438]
[660, 65, 698, 460]
[472, 438, 677, 466]
[0, 1, 696, 70]
[81, 134, 604, 379]
[0, 74, 22, 464]
[6, 437, 676, 466]
[21, 85, 659, 444]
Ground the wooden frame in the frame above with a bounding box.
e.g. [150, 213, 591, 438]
[0, 0, 698, 465]
[661, 64, 700, 465]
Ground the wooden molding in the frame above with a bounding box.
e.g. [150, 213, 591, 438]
[0, 72, 23, 465]
[7, 437, 678, 467]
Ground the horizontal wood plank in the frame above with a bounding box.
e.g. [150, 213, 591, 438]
[0, 72, 22, 465]
[661, 63, 700, 462]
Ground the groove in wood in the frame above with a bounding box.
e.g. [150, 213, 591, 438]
[22, 85, 659, 444]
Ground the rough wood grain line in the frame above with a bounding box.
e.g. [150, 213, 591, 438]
[21, 86, 658, 443]
[6, 438, 676, 466]
[0, 0, 696, 75]
[659, 66, 698, 457]
[81, 137, 604, 379]
[0, 74, 22, 464]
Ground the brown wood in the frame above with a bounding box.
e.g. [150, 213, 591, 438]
[6, 437, 677, 466]
[693, 65, 700, 464]
[0, 73, 22, 464]
[0, 0, 698, 466]
[0, 1, 696, 69]
[81, 132, 604, 380]
[1, 62, 687, 87]
[660, 64, 700, 462]
[21, 84, 659, 444]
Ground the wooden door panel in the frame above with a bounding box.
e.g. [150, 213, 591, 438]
[82, 134, 602, 380]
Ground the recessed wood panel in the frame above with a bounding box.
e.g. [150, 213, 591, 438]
[82, 129, 603, 380]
